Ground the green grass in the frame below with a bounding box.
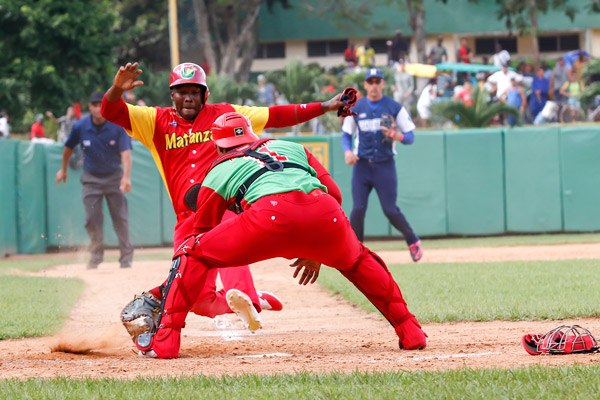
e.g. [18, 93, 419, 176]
[0, 252, 173, 274]
[319, 259, 600, 323]
[1, 366, 599, 399]
[0, 276, 84, 339]
[365, 232, 600, 251]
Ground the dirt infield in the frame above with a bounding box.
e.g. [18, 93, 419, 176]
[1, 244, 600, 379]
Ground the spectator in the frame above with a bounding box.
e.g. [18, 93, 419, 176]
[428, 35, 448, 65]
[417, 78, 437, 128]
[560, 70, 585, 109]
[505, 77, 527, 127]
[0, 110, 9, 138]
[257, 74, 278, 106]
[46, 106, 78, 144]
[550, 57, 568, 101]
[456, 38, 472, 64]
[30, 114, 46, 140]
[393, 59, 414, 108]
[530, 66, 550, 120]
[341, 68, 423, 262]
[390, 30, 409, 63]
[124, 90, 146, 107]
[541, 61, 552, 80]
[452, 80, 474, 106]
[356, 40, 375, 68]
[571, 49, 589, 83]
[344, 42, 358, 68]
[487, 62, 520, 102]
[492, 41, 511, 68]
[55, 91, 134, 270]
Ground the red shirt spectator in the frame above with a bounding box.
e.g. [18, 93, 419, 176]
[30, 115, 45, 139]
[457, 38, 472, 64]
[344, 44, 358, 67]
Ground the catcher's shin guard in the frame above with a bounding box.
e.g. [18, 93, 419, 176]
[340, 246, 426, 350]
[136, 255, 209, 359]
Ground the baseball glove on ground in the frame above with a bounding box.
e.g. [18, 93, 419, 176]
[120, 292, 162, 343]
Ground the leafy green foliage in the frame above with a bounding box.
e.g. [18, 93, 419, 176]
[0, 276, 83, 339]
[0, 0, 121, 121]
[493, 0, 577, 34]
[266, 61, 330, 105]
[430, 87, 519, 127]
[2, 366, 600, 399]
[580, 59, 600, 107]
[207, 74, 258, 105]
[318, 258, 600, 323]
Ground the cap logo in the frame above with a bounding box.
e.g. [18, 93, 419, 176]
[180, 65, 197, 79]
[370, 68, 377, 76]
[234, 127, 244, 136]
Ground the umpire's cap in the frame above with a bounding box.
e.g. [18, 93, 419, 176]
[365, 68, 384, 81]
[211, 112, 259, 149]
[89, 91, 104, 104]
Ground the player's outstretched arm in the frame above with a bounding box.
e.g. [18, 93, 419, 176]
[105, 62, 144, 103]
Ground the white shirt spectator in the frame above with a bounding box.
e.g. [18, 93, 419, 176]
[416, 83, 437, 120]
[0, 115, 8, 138]
[492, 49, 511, 68]
[487, 69, 521, 99]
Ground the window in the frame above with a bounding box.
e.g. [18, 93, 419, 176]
[538, 34, 580, 52]
[256, 42, 285, 59]
[307, 40, 348, 57]
[474, 37, 517, 55]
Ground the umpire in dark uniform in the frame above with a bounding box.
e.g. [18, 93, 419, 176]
[56, 91, 134, 269]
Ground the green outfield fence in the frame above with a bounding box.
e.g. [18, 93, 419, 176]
[1, 125, 599, 255]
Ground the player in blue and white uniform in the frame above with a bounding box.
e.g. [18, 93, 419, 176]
[342, 68, 422, 262]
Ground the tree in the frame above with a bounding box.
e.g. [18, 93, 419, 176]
[405, 0, 427, 64]
[430, 87, 520, 128]
[180, 0, 289, 81]
[0, 0, 120, 121]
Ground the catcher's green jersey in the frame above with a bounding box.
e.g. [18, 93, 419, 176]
[193, 140, 327, 232]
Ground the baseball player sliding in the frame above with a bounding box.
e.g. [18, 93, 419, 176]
[135, 112, 427, 359]
[102, 62, 352, 341]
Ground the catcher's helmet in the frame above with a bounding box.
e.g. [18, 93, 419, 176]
[211, 112, 259, 149]
[169, 63, 210, 102]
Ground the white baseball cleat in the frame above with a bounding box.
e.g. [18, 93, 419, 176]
[226, 289, 263, 332]
[257, 291, 283, 311]
[138, 349, 158, 358]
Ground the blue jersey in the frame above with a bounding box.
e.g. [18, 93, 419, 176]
[65, 115, 132, 175]
[342, 95, 415, 160]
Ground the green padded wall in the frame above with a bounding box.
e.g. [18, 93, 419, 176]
[161, 183, 177, 247]
[329, 134, 390, 237]
[45, 143, 87, 248]
[504, 127, 562, 232]
[98, 142, 163, 247]
[0, 140, 18, 256]
[395, 131, 447, 237]
[16, 142, 47, 254]
[445, 129, 505, 235]
[560, 127, 600, 231]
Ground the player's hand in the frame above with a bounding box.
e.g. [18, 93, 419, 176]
[290, 258, 321, 285]
[56, 169, 67, 185]
[344, 150, 359, 165]
[114, 62, 144, 91]
[321, 93, 346, 113]
[120, 177, 132, 193]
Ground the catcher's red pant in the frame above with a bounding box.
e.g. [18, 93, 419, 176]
[150, 190, 426, 358]
[169, 209, 260, 317]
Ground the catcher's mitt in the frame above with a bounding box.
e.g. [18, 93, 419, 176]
[522, 325, 599, 355]
[121, 292, 162, 343]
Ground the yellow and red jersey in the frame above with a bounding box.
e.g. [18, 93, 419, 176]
[102, 97, 325, 217]
[102, 98, 275, 215]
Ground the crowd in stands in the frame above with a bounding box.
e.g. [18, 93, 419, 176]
[342, 34, 594, 127]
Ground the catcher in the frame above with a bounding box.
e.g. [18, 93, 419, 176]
[102, 62, 350, 341]
[135, 112, 427, 358]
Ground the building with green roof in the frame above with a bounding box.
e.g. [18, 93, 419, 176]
[252, 0, 599, 71]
